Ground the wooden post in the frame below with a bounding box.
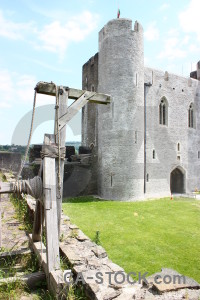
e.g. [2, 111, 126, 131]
[54, 86, 68, 235]
[32, 162, 44, 242]
[32, 201, 44, 242]
[33, 81, 110, 238]
[43, 134, 60, 277]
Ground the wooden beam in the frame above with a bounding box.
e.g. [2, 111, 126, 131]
[0, 182, 14, 194]
[0, 248, 32, 258]
[32, 161, 44, 242]
[35, 82, 111, 104]
[58, 91, 95, 131]
[54, 86, 68, 235]
[28, 234, 48, 275]
[69, 88, 111, 104]
[28, 234, 65, 295]
[43, 134, 60, 276]
[0, 271, 46, 289]
[32, 200, 44, 242]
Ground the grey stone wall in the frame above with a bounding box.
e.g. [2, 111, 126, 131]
[82, 53, 99, 147]
[82, 18, 200, 201]
[144, 68, 200, 197]
[0, 152, 21, 173]
[197, 61, 200, 81]
[97, 19, 144, 200]
[82, 53, 99, 195]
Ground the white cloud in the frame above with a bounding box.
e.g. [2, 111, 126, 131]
[38, 11, 98, 59]
[181, 35, 190, 45]
[158, 27, 189, 61]
[0, 102, 11, 108]
[16, 75, 37, 104]
[0, 70, 37, 108]
[159, 3, 170, 11]
[179, 0, 200, 41]
[189, 44, 200, 53]
[0, 10, 35, 40]
[0, 70, 60, 110]
[144, 22, 159, 41]
[158, 37, 186, 60]
[0, 9, 98, 59]
[167, 28, 179, 37]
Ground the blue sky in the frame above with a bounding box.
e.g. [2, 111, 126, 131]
[0, 0, 199, 145]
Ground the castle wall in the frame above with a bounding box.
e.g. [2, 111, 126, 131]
[0, 152, 21, 173]
[144, 67, 200, 197]
[97, 19, 144, 200]
[82, 53, 99, 147]
[82, 18, 200, 201]
[82, 53, 99, 194]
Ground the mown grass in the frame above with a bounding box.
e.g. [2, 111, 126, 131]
[62, 196, 200, 282]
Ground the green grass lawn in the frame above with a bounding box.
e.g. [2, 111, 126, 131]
[62, 196, 200, 282]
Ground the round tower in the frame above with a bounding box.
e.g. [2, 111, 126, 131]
[97, 18, 144, 200]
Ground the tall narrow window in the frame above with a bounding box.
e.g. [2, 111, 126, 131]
[163, 104, 166, 124]
[177, 143, 180, 151]
[188, 103, 194, 128]
[159, 97, 168, 125]
[153, 150, 155, 159]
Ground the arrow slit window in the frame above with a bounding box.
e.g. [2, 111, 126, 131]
[188, 103, 195, 128]
[159, 97, 168, 126]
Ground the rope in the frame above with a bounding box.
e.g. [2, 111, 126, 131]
[16, 81, 62, 200]
[51, 82, 62, 199]
[17, 88, 38, 180]
[14, 176, 43, 200]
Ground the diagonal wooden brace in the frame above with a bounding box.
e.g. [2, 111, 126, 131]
[57, 91, 96, 132]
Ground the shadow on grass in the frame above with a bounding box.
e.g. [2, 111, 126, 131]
[63, 195, 195, 204]
[62, 196, 104, 204]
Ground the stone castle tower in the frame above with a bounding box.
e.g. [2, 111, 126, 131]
[82, 18, 200, 201]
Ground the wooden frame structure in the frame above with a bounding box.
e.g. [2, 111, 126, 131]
[0, 81, 110, 290]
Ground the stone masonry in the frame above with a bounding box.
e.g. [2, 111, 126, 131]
[82, 18, 200, 201]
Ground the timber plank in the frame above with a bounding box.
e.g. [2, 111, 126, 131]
[43, 134, 60, 274]
[58, 91, 94, 131]
[0, 248, 32, 258]
[0, 271, 46, 289]
[54, 87, 68, 235]
[35, 82, 110, 104]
